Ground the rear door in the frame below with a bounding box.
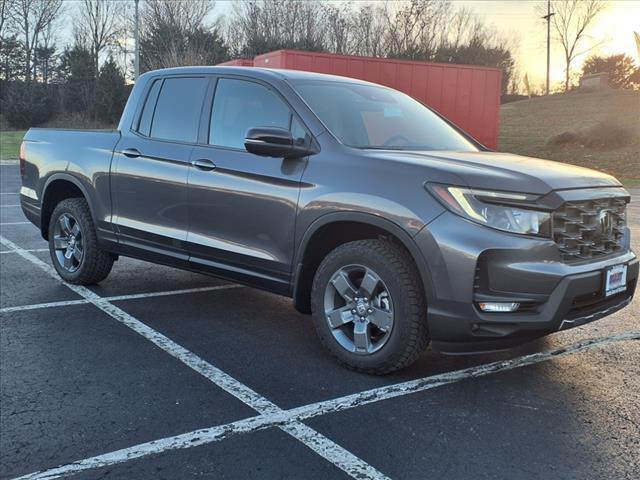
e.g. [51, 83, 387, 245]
[186, 76, 311, 292]
[111, 76, 208, 260]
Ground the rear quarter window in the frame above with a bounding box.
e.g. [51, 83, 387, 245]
[137, 80, 162, 137]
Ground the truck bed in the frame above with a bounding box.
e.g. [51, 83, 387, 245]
[20, 128, 122, 239]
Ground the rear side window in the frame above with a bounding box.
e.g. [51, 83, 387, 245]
[149, 77, 207, 143]
[209, 79, 292, 149]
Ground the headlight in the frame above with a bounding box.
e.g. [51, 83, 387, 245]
[428, 184, 551, 236]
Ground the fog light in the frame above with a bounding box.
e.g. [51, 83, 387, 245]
[478, 302, 520, 312]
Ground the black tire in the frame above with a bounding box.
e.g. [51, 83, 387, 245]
[48, 198, 114, 285]
[311, 238, 429, 374]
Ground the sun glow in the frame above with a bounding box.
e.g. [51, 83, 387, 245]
[458, 0, 640, 89]
[591, 1, 640, 61]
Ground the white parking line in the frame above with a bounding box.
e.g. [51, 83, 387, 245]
[0, 248, 48, 255]
[0, 235, 390, 480]
[0, 204, 20, 207]
[0, 284, 244, 314]
[13, 330, 639, 480]
[0, 221, 29, 225]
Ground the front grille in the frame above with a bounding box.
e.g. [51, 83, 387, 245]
[552, 197, 627, 262]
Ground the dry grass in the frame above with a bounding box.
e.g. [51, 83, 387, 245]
[499, 89, 640, 184]
[0, 113, 116, 160]
[40, 112, 115, 130]
[548, 122, 638, 150]
[0, 130, 26, 160]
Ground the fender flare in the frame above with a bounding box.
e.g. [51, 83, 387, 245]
[293, 211, 436, 306]
[41, 173, 96, 233]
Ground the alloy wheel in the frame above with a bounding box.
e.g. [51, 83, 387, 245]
[323, 264, 394, 355]
[52, 213, 84, 273]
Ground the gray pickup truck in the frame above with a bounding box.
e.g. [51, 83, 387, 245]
[20, 67, 637, 374]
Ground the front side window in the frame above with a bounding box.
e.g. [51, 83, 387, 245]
[209, 78, 294, 149]
[149, 77, 208, 143]
[292, 80, 478, 151]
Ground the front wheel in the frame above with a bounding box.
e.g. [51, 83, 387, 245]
[48, 198, 114, 285]
[311, 239, 429, 374]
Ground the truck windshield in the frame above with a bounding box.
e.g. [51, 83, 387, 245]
[292, 80, 479, 151]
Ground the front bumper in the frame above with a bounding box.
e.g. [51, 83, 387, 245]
[415, 211, 637, 354]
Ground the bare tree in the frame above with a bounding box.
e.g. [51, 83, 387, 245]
[140, 0, 227, 71]
[222, 0, 517, 94]
[33, 22, 56, 83]
[8, 0, 63, 81]
[350, 2, 387, 57]
[545, 0, 607, 92]
[143, 0, 214, 33]
[226, 0, 325, 58]
[322, 3, 351, 55]
[1, 0, 14, 36]
[444, 7, 478, 51]
[384, 0, 451, 60]
[102, 0, 133, 81]
[73, 0, 120, 77]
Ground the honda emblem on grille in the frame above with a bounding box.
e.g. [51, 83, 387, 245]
[596, 210, 614, 239]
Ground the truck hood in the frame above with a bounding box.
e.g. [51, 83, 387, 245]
[375, 150, 621, 195]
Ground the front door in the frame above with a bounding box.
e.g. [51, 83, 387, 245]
[186, 77, 310, 292]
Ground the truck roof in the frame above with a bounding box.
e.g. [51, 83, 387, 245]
[140, 66, 380, 87]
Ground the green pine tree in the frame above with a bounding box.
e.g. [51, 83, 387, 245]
[95, 56, 127, 125]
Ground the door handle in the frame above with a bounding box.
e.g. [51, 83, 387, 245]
[191, 158, 216, 171]
[122, 148, 141, 158]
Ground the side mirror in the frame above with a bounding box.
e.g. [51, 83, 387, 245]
[244, 126, 317, 159]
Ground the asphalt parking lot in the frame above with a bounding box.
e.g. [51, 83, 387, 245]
[1, 161, 639, 480]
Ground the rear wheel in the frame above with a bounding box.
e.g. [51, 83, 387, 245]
[311, 239, 429, 374]
[48, 198, 114, 285]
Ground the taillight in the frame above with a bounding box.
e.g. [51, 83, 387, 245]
[19, 141, 26, 177]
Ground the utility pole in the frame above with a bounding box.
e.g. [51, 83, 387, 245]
[134, 0, 140, 81]
[542, 0, 555, 95]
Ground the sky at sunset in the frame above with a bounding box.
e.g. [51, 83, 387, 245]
[456, 0, 640, 89]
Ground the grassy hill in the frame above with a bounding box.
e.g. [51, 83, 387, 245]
[0, 130, 25, 160]
[499, 89, 640, 185]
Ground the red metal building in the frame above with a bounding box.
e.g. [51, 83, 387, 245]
[217, 58, 254, 67]
[251, 50, 502, 149]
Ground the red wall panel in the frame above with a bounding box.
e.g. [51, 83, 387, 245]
[216, 58, 254, 66]
[253, 50, 502, 148]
